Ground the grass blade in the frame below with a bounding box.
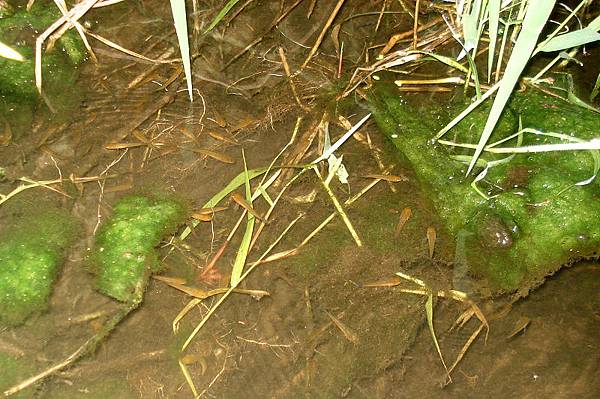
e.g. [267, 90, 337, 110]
[0, 40, 24, 61]
[179, 166, 270, 240]
[466, 0, 556, 175]
[169, 0, 193, 101]
[487, 0, 501, 81]
[230, 151, 254, 286]
[426, 293, 450, 382]
[416, 51, 469, 73]
[591, 73, 600, 101]
[204, 0, 240, 34]
[538, 29, 600, 53]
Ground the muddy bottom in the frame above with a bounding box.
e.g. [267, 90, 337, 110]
[0, 1, 598, 398]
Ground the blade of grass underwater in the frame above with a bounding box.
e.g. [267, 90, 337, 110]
[538, 28, 600, 53]
[464, 49, 481, 99]
[0, 40, 24, 61]
[426, 293, 451, 381]
[567, 90, 600, 114]
[204, 0, 240, 34]
[535, 1, 597, 55]
[169, 0, 193, 101]
[487, 0, 501, 81]
[554, 73, 599, 114]
[204, 168, 269, 208]
[466, 0, 556, 176]
[591, 73, 600, 101]
[418, 51, 469, 74]
[434, 81, 499, 140]
[231, 151, 254, 286]
[179, 166, 270, 240]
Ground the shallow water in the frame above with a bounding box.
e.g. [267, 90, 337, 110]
[0, 1, 598, 398]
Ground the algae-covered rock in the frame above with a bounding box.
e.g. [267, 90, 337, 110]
[0, 4, 86, 96]
[0, 211, 78, 326]
[369, 84, 600, 295]
[93, 195, 187, 303]
[0, 3, 86, 135]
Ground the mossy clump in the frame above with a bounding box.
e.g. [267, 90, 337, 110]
[0, 3, 86, 135]
[0, 210, 78, 326]
[369, 83, 600, 295]
[0, 4, 86, 97]
[92, 195, 187, 303]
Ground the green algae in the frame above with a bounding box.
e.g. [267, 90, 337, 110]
[369, 84, 600, 295]
[0, 3, 86, 136]
[0, 4, 86, 92]
[0, 211, 78, 326]
[92, 195, 187, 303]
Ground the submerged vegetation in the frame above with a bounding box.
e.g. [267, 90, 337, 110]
[370, 83, 600, 294]
[0, 211, 77, 326]
[0, 3, 85, 132]
[0, 0, 598, 396]
[93, 195, 187, 302]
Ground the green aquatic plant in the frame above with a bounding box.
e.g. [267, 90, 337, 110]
[0, 211, 77, 326]
[92, 195, 187, 303]
[0, 4, 85, 98]
[427, 1, 600, 174]
[369, 83, 600, 295]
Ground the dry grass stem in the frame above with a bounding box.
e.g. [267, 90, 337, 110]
[223, 0, 305, 70]
[313, 165, 362, 246]
[300, 0, 347, 70]
[279, 47, 310, 111]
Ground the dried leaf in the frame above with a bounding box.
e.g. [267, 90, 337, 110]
[208, 130, 239, 145]
[394, 207, 412, 237]
[193, 148, 235, 164]
[362, 174, 408, 182]
[427, 226, 437, 259]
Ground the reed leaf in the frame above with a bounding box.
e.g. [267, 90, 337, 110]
[169, 0, 193, 101]
[466, 0, 556, 175]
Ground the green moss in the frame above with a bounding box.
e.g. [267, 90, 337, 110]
[369, 84, 600, 294]
[0, 211, 77, 326]
[0, 4, 86, 135]
[93, 195, 187, 303]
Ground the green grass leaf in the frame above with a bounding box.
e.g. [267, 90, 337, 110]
[204, 0, 240, 34]
[591, 73, 600, 101]
[538, 29, 600, 53]
[466, 0, 556, 175]
[178, 166, 270, 240]
[487, 0, 501, 81]
[169, 0, 193, 101]
[426, 293, 450, 381]
[231, 150, 255, 287]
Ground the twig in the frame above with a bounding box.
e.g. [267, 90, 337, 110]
[223, 0, 305, 70]
[412, 0, 420, 49]
[300, 0, 347, 70]
[4, 287, 145, 396]
[313, 165, 362, 246]
[278, 47, 310, 111]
